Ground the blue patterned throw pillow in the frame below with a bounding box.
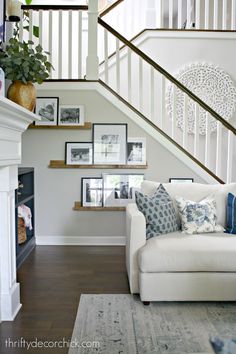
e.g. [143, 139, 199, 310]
[210, 337, 236, 354]
[176, 196, 224, 235]
[225, 193, 236, 234]
[135, 184, 179, 240]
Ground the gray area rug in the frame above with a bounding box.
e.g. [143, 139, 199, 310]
[69, 294, 236, 354]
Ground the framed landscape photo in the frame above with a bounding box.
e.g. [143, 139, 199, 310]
[81, 178, 103, 207]
[169, 178, 194, 183]
[103, 173, 144, 207]
[127, 138, 146, 165]
[0, 0, 5, 43]
[65, 142, 93, 165]
[93, 124, 127, 165]
[59, 105, 85, 126]
[35, 97, 59, 126]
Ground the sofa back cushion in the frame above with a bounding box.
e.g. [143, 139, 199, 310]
[141, 181, 236, 228]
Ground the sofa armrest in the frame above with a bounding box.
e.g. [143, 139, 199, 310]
[126, 203, 146, 294]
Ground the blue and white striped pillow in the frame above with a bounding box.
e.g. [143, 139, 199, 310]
[226, 193, 236, 235]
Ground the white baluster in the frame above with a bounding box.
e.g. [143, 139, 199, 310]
[150, 66, 154, 121]
[216, 121, 222, 177]
[146, 0, 157, 28]
[205, 112, 211, 168]
[116, 38, 120, 94]
[104, 29, 108, 84]
[195, 0, 201, 29]
[194, 103, 199, 158]
[19, 10, 23, 42]
[227, 130, 233, 183]
[86, 0, 99, 80]
[231, 0, 236, 30]
[139, 57, 143, 111]
[213, 0, 219, 29]
[78, 11, 82, 79]
[48, 10, 53, 78]
[183, 94, 188, 149]
[68, 10, 73, 79]
[187, 0, 192, 28]
[128, 48, 131, 103]
[171, 85, 177, 140]
[58, 10, 63, 79]
[29, 10, 33, 43]
[39, 10, 43, 47]
[204, 0, 210, 29]
[222, 0, 228, 29]
[169, 0, 173, 29]
[178, 0, 183, 29]
[160, 75, 165, 130]
[156, 0, 163, 28]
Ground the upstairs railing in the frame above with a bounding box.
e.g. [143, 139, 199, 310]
[102, 0, 236, 40]
[98, 18, 236, 183]
[20, 4, 89, 80]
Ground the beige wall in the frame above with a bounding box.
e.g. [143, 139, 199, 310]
[21, 89, 205, 241]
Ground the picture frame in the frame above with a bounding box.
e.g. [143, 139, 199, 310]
[81, 178, 103, 207]
[0, 0, 5, 44]
[103, 173, 144, 207]
[127, 137, 146, 165]
[93, 124, 127, 165]
[169, 178, 194, 183]
[65, 142, 93, 165]
[59, 105, 85, 126]
[35, 97, 59, 126]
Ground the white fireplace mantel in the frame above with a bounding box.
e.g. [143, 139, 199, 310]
[0, 96, 39, 321]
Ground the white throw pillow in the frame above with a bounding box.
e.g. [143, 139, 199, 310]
[176, 196, 225, 235]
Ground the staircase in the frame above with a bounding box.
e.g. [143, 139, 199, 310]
[20, 0, 236, 183]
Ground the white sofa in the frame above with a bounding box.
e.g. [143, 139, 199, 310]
[126, 181, 236, 303]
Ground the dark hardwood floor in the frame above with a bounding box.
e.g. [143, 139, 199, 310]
[0, 246, 130, 354]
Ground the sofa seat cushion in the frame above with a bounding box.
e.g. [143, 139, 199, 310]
[139, 231, 236, 272]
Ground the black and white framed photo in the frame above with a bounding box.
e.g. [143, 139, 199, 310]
[103, 173, 144, 207]
[127, 138, 146, 165]
[35, 97, 59, 125]
[0, 0, 5, 43]
[65, 142, 93, 165]
[81, 178, 103, 207]
[169, 178, 194, 183]
[59, 105, 85, 126]
[93, 124, 127, 165]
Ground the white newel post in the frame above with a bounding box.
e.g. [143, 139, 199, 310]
[0, 97, 39, 321]
[86, 0, 99, 80]
[146, 0, 157, 28]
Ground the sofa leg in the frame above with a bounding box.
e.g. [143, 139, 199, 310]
[143, 301, 150, 306]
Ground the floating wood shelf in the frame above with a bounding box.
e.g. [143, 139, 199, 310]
[73, 201, 125, 211]
[28, 122, 92, 130]
[49, 160, 148, 169]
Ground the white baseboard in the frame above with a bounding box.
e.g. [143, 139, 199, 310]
[36, 236, 126, 246]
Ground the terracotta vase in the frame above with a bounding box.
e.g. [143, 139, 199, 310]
[7, 81, 36, 112]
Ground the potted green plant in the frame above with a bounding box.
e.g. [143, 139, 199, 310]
[0, 38, 53, 111]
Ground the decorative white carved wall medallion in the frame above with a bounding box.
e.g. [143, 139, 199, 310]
[166, 62, 236, 134]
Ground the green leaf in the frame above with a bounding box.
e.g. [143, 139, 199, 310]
[33, 26, 39, 38]
[25, 0, 33, 5]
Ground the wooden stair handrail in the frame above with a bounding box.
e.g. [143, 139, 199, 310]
[98, 79, 224, 184]
[100, 0, 124, 17]
[98, 18, 236, 135]
[21, 5, 88, 11]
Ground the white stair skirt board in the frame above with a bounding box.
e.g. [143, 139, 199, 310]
[36, 236, 126, 246]
[37, 81, 219, 184]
